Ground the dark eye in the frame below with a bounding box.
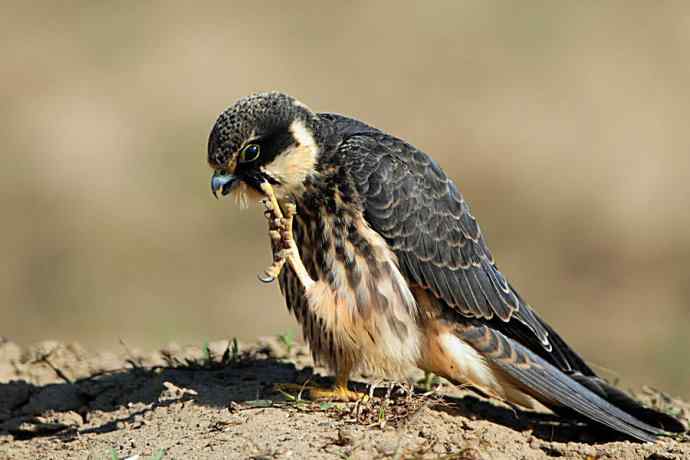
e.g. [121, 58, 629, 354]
[239, 144, 260, 163]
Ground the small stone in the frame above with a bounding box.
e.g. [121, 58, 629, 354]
[158, 381, 198, 402]
[257, 336, 288, 359]
[57, 411, 83, 428]
[208, 340, 235, 359]
[578, 444, 596, 457]
[0, 339, 22, 363]
[336, 428, 354, 446]
[23, 341, 61, 363]
[376, 439, 398, 456]
[454, 447, 486, 460]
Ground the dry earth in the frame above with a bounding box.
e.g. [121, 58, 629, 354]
[0, 337, 687, 460]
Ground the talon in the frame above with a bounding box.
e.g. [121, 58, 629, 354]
[258, 272, 275, 283]
[259, 252, 286, 283]
[258, 263, 283, 283]
[277, 384, 368, 402]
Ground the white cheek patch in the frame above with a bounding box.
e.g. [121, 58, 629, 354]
[262, 119, 319, 194]
[289, 119, 319, 155]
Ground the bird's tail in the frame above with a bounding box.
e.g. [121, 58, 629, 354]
[539, 318, 686, 434]
[569, 373, 686, 433]
[457, 324, 686, 442]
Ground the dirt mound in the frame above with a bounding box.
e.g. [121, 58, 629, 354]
[0, 337, 687, 459]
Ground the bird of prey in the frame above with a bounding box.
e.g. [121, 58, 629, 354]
[207, 92, 684, 442]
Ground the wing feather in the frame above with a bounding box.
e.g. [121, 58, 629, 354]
[340, 133, 551, 347]
[328, 123, 684, 438]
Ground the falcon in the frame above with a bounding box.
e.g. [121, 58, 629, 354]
[207, 92, 684, 441]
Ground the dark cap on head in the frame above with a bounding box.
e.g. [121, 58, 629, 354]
[207, 92, 315, 169]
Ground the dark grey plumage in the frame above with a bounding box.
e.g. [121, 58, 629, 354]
[339, 132, 549, 341]
[323, 116, 684, 440]
[208, 92, 685, 442]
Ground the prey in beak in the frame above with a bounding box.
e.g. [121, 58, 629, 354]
[210, 170, 271, 206]
[211, 165, 299, 285]
[211, 168, 283, 220]
[206, 91, 319, 280]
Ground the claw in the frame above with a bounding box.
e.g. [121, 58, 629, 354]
[258, 248, 287, 284]
[274, 383, 368, 402]
[258, 264, 283, 283]
[258, 272, 276, 283]
[260, 264, 282, 282]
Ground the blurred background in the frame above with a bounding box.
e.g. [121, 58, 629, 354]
[1, 2, 688, 397]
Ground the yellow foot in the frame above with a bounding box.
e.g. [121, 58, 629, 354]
[274, 383, 368, 402]
[309, 385, 369, 402]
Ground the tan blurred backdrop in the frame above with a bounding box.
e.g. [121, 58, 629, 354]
[1, 2, 689, 397]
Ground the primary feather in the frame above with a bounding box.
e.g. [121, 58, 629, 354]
[331, 115, 684, 441]
[208, 94, 685, 442]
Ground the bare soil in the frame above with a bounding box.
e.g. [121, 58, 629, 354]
[0, 337, 687, 460]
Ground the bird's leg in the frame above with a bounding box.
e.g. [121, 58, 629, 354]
[275, 362, 368, 402]
[307, 362, 369, 402]
[258, 182, 315, 290]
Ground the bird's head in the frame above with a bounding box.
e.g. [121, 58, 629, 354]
[208, 92, 321, 204]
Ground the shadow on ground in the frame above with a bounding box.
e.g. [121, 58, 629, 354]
[0, 339, 668, 446]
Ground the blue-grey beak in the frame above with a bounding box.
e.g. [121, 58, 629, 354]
[211, 172, 237, 199]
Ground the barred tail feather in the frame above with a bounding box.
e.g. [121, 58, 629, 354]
[459, 324, 678, 442]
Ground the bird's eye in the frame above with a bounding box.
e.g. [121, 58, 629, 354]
[239, 144, 261, 163]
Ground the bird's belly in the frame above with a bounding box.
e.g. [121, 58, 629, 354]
[300, 278, 421, 377]
[281, 212, 422, 377]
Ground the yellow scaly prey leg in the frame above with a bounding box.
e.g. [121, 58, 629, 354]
[258, 182, 314, 289]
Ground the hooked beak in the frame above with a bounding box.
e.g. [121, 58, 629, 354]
[211, 171, 237, 199]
